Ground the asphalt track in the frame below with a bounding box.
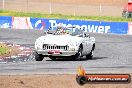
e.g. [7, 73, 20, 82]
[0, 29, 132, 75]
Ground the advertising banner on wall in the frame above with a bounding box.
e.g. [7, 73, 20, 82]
[11, 17, 45, 30]
[30, 18, 45, 30]
[12, 17, 31, 29]
[44, 19, 128, 34]
[27, 17, 129, 34]
[0, 16, 12, 28]
[0, 16, 129, 34]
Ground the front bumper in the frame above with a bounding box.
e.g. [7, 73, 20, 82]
[36, 50, 78, 56]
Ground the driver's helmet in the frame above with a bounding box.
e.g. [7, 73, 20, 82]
[57, 23, 64, 29]
[56, 23, 65, 33]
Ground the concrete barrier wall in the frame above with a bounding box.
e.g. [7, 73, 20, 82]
[0, 16, 130, 34]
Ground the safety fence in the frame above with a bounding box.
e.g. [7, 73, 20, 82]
[0, 16, 131, 34]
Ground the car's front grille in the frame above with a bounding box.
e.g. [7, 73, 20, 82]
[43, 44, 69, 50]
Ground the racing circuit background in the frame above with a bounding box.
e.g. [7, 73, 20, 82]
[0, 1, 132, 88]
[0, 0, 132, 75]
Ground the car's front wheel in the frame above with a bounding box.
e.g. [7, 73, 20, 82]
[72, 45, 83, 61]
[34, 52, 44, 61]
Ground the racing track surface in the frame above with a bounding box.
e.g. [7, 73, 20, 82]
[0, 29, 132, 75]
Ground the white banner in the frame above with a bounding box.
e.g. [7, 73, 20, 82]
[12, 17, 33, 29]
[128, 22, 132, 35]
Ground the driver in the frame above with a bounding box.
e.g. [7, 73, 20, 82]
[56, 23, 65, 34]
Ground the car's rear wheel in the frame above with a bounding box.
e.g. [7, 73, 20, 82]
[34, 52, 44, 61]
[86, 44, 95, 60]
[86, 50, 93, 60]
[49, 56, 56, 61]
[72, 45, 82, 61]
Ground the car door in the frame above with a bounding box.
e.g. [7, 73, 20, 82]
[84, 37, 93, 55]
[81, 37, 92, 55]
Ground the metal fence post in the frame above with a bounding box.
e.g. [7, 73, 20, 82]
[74, 6, 76, 16]
[27, 0, 28, 12]
[3, 0, 5, 9]
[49, 2, 52, 14]
[99, 3, 102, 24]
[49, 0, 52, 14]
[99, 3, 102, 18]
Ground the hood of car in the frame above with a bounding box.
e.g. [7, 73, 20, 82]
[40, 34, 82, 46]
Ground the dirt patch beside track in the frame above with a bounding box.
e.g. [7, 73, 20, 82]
[0, 74, 131, 88]
[33, 0, 128, 5]
[2, 0, 128, 17]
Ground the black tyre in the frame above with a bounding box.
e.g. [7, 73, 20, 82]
[86, 44, 95, 60]
[34, 52, 44, 61]
[49, 56, 56, 61]
[76, 76, 87, 85]
[72, 45, 83, 61]
[86, 50, 93, 60]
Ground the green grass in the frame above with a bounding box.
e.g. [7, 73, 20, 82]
[0, 10, 132, 22]
[0, 45, 9, 56]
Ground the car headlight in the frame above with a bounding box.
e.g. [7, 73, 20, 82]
[69, 48, 76, 51]
[35, 39, 43, 50]
[68, 41, 78, 51]
[68, 41, 78, 46]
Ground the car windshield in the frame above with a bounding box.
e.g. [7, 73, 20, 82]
[54, 27, 71, 35]
[53, 27, 83, 36]
[70, 29, 83, 36]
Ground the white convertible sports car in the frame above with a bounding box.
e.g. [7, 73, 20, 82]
[34, 26, 95, 61]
